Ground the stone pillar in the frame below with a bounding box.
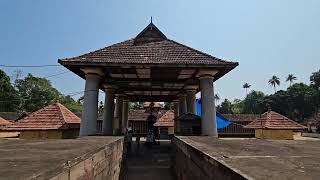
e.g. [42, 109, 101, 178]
[179, 93, 187, 116]
[173, 99, 180, 118]
[173, 99, 180, 134]
[186, 88, 197, 114]
[113, 94, 124, 135]
[102, 86, 115, 135]
[122, 100, 129, 134]
[199, 75, 217, 137]
[79, 73, 101, 136]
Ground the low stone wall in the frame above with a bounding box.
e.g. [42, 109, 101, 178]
[302, 132, 320, 138]
[255, 129, 293, 140]
[172, 136, 247, 180]
[39, 138, 126, 180]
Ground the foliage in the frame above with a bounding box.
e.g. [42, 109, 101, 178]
[231, 99, 243, 114]
[164, 102, 173, 110]
[15, 73, 61, 112]
[241, 91, 266, 114]
[242, 82, 251, 95]
[59, 95, 82, 113]
[268, 75, 280, 93]
[98, 101, 104, 113]
[310, 69, 320, 89]
[286, 74, 297, 87]
[129, 102, 135, 112]
[214, 94, 220, 104]
[217, 99, 233, 114]
[0, 69, 21, 112]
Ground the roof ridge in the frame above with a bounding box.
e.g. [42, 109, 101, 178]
[55, 103, 68, 125]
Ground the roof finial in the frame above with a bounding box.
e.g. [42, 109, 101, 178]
[151, 16, 153, 23]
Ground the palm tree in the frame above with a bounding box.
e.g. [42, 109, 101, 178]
[214, 94, 220, 104]
[243, 82, 251, 95]
[268, 75, 280, 93]
[286, 74, 297, 87]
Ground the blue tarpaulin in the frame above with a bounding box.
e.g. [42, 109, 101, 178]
[196, 99, 231, 129]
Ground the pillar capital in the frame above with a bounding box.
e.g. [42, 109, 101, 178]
[103, 84, 117, 91]
[184, 85, 198, 90]
[196, 70, 218, 78]
[199, 75, 214, 81]
[178, 93, 187, 97]
[80, 68, 104, 76]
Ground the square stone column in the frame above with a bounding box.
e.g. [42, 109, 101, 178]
[79, 70, 102, 136]
[102, 86, 115, 135]
[122, 100, 129, 134]
[199, 75, 217, 137]
[179, 93, 187, 116]
[113, 94, 124, 135]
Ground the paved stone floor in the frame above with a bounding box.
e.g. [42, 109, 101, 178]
[125, 138, 176, 180]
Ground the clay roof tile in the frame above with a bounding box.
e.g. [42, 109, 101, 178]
[245, 111, 307, 130]
[3, 103, 80, 131]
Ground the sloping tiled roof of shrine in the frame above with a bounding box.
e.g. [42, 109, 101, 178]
[59, 23, 238, 67]
[3, 103, 80, 131]
[246, 111, 307, 130]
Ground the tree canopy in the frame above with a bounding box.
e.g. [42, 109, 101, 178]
[0, 70, 82, 113]
[217, 70, 320, 122]
[0, 69, 21, 111]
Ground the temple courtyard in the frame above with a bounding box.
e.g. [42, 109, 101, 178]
[1, 136, 320, 180]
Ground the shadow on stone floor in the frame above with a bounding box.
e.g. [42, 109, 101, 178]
[125, 139, 177, 180]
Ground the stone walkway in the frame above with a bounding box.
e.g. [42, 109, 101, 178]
[125, 139, 176, 180]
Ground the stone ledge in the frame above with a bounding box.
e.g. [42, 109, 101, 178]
[0, 136, 124, 180]
[173, 136, 320, 180]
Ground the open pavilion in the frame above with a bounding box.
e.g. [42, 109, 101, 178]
[58, 22, 238, 137]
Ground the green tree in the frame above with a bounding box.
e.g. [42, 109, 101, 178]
[265, 83, 319, 122]
[242, 82, 251, 95]
[59, 95, 82, 113]
[164, 102, 173, 110]
[98, 101, 104, 113]
[0, 69, 21, 112]
[310, 69, 320, 89]
[128, 102, 135, 112]
[268, 75, 280, 93]
[217, 99, 233, 114]
[214, 94, 220, 104]
[242, 91, 266, 114]
[286, 74, 297, 87]
[231, 99, 243, 114]
[16, 73, 60, 112]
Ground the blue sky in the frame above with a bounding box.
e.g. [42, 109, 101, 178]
[1, 0, 320, 102]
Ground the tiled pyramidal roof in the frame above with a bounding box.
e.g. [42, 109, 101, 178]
[59, 23, 237, 66]
[0, 117, 12, 126]
[154, 110, 174, 127]
[3, 103, 80, 131]
[246, 111, 307, 130]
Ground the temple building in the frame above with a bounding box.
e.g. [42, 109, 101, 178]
[2, 103, 80, 139]
[154, 110, 175, 138]
[58, 22, 238, 137]
[246, 111, 307, 140]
